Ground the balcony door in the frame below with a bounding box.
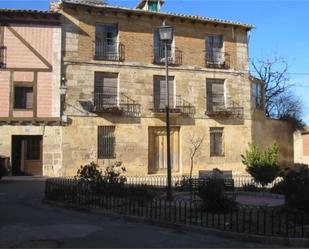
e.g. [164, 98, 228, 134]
[153, 76, 175, 110]
[148, 127, 179, 174]
[94, 72, 118, 109]
[207, 79, 225, 112]
[96, 24, 118, 60]
[205, 35, 224, 65]
[153, 28, 174, 63]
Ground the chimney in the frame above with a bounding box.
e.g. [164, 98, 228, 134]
[50, 1, 61, 12]
[135, 0, 164, 12]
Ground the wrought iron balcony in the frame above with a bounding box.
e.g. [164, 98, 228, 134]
[206, 101, 243, 118]
[153, 46, 182, 66]
[93, 93, 141, 117]
[152, 95, 195, 117]
[95, 41, 125, 61]
[205, 52, 230, 69]
[0, 46, 7, 68]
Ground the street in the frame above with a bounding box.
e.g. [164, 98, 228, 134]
[0, 181, 281, 248]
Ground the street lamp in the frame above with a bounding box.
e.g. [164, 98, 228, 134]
[60, 77, 67, 121]
[158, 21, 174, 201]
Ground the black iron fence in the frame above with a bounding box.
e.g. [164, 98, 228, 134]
[206, 101, 244, 118]
[153, 46, 182, 66]
[45, 178, 308, 239]
[0, 46, 7, 68]
[95, 41, 125, 61]
[126, 175, 282, 190]
[205, 52, 230, 69]
[93, 93, 141, 117]
[152, 95, 195, 117]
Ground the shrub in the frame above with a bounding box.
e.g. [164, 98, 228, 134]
[76, 161, 127, 195]
[76, 162, 103, 183]
[270, 180, 285, 194]
[126, 184, 159, 201]
[198, 179, 237, 213]
[103, 161, 126, 185]
[275, 167, 309, 214]
[241, 183, 261, 192]
[175, 176, 191, 191]
[241, 143, 280, 188]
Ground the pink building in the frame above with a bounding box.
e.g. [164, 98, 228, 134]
[0, 9, 62, 176]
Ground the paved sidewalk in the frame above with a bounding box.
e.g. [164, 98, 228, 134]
[0, 181, 283, 248]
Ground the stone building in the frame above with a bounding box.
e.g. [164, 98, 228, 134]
[0, 0, 295, 177]
[0, 9, 63, 176]
[294, 127, 309, 166]
[53, 0, 293, 177]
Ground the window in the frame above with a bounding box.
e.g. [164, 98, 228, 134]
[95, 24, 118, 60]
[98, 126, 115, 159]
[205, 35, 224, 65]
[94, 72, 118, 108]
[210, 128, 224, 156]
[14, 86, 33, 109]
[252, 82, 263, 110]
[207, 79, 225, 111]
[153, 28, 173, 64]
[26, 137, 41, 160]
[153, 76, 175, 110]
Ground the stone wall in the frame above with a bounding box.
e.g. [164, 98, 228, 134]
[252, 111, 294, 167]
[0, 125, 63, 176]
[294, 130, 309, 165]
[61, 7, 249, 72]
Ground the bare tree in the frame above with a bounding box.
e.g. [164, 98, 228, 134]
[251, 56, 304, 129]
[189, 133, 205, 178]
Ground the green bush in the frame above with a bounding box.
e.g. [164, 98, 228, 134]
[241, 143, 280, 188]
[198, 179, 237, 213]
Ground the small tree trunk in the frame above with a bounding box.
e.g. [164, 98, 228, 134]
[189, 157, 193, 179]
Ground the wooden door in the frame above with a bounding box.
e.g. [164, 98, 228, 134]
[149, 127, 179, 174]
[23, 136, 43, 176]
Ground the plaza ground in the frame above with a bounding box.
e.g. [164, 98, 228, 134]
[0, 180, 283, 248]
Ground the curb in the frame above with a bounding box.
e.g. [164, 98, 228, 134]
[43, 200, 309, 248]
[1, 176, 48, 182]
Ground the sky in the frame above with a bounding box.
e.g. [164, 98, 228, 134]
[1, 0, 308, 124]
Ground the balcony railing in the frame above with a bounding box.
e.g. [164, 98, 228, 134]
[206, 101, 243, 117]
[0, 46, 7, 68]
[93, 93, 141, 117]
[95, 41, 125, 61]
[153, 46, 182, 66]
[205, 52, 230, 69]
[152, 95, 195, 117]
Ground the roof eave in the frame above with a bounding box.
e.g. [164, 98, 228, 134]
[62, 1, 253, 30]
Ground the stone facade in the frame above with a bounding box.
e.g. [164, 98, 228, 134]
[0, 3, 295, 177]
[57, 2, 294, 177]
[294, 127, 309, 166]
